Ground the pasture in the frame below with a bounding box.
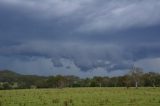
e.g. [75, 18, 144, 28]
[0, 87, 160, 106]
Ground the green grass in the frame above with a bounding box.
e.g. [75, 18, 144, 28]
[0, 87, 160, 106]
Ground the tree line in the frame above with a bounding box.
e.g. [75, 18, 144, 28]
[0, 68, 160, 90]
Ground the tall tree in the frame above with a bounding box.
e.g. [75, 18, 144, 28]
[129, 66, 144, 88]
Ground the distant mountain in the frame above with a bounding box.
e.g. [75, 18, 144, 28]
[0, 69, 20, 76]
[0, 70, 21, 82]
[0, 70, 47, 83]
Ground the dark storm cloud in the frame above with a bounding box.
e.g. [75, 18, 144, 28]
[0, 0, 160, 76]
[1, 0, 160, 34]
[0, 40, 160, 73]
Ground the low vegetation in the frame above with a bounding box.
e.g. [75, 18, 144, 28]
[0, 87, 160, 106]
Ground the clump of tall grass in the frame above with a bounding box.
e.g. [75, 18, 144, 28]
[19, 103, 26, 106]
[130, 98, 136, 103]
[99, 98, 110, 105]
[63, 99, 74, 106]
[52, 98, 59, 104]
[63, 100, 68, 106]
[0, 101, 2, 106]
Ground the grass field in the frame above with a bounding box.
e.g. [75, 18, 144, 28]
[0, 87, 160, 106]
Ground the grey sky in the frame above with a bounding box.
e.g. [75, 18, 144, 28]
[0, 0, 160, 77]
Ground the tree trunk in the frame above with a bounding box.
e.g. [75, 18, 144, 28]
[99, 83, 102, 87]
[135, 81, 138, 89]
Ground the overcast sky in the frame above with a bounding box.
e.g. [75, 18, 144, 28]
[0, 0, 160, 77]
